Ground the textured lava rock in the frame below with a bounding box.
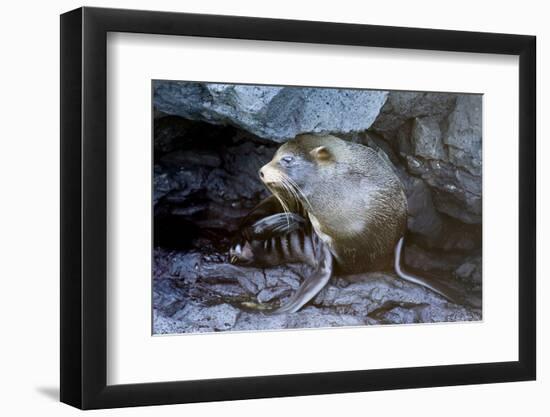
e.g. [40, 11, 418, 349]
[154, 81, 388, 141]
[372, 92, 482, 224]
[153, 248, 481, 334]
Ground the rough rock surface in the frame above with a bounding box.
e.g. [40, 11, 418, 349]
[153, 248, 481, 334]
[152, 83, 483, 334]
[371, 92, 482, 224]
[154, 81, 388, 141]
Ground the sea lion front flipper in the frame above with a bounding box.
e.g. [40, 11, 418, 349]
[271, 237, 334, 314]
[247, 213, 306, 240]
[229, 213, 307, 265]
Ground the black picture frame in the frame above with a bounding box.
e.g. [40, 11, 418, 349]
[60, 6, 536, 410]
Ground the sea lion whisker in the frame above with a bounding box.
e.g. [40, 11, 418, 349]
[284, 175, 312, 212]
[279, 176, 300, 211]
[270, 175, 292, 228]
[281, 177, 301, 210]
[282, 175, 305, 205]
[277, 175, 299, 216]
[279, 181, 297, 228]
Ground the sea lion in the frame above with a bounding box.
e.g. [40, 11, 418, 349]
[230, 133, 456, 313]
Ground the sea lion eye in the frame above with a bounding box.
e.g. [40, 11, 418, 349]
[280, 155, 295, 165]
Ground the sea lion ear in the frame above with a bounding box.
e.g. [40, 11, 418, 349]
[310, 146, 332, 162]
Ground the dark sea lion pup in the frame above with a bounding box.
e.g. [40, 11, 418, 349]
[230, 133, 457, 313]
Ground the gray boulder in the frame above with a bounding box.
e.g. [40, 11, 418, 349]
[154, 81, 388, 141]
[411, 116, 446, 160]
[372, 92, 482, 224]
[444, 95, 483, 177]
[371, 91, 456, 138]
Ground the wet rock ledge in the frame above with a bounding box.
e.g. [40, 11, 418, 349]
[152, 83, 482, 334]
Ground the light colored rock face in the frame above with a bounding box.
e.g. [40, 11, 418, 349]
[412, 116, 445, 160]
[154, 81, 388, 141]
[444, 95, 483, 176]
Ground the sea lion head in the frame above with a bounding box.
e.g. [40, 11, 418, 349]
[258, 134, 341, 211]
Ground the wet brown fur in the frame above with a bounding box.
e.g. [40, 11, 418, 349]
[261, 133, 408, 274]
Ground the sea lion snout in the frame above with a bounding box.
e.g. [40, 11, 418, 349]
[259, 163, 279, 187]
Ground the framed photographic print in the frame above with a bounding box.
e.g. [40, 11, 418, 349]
[60, 6, 536, 410]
